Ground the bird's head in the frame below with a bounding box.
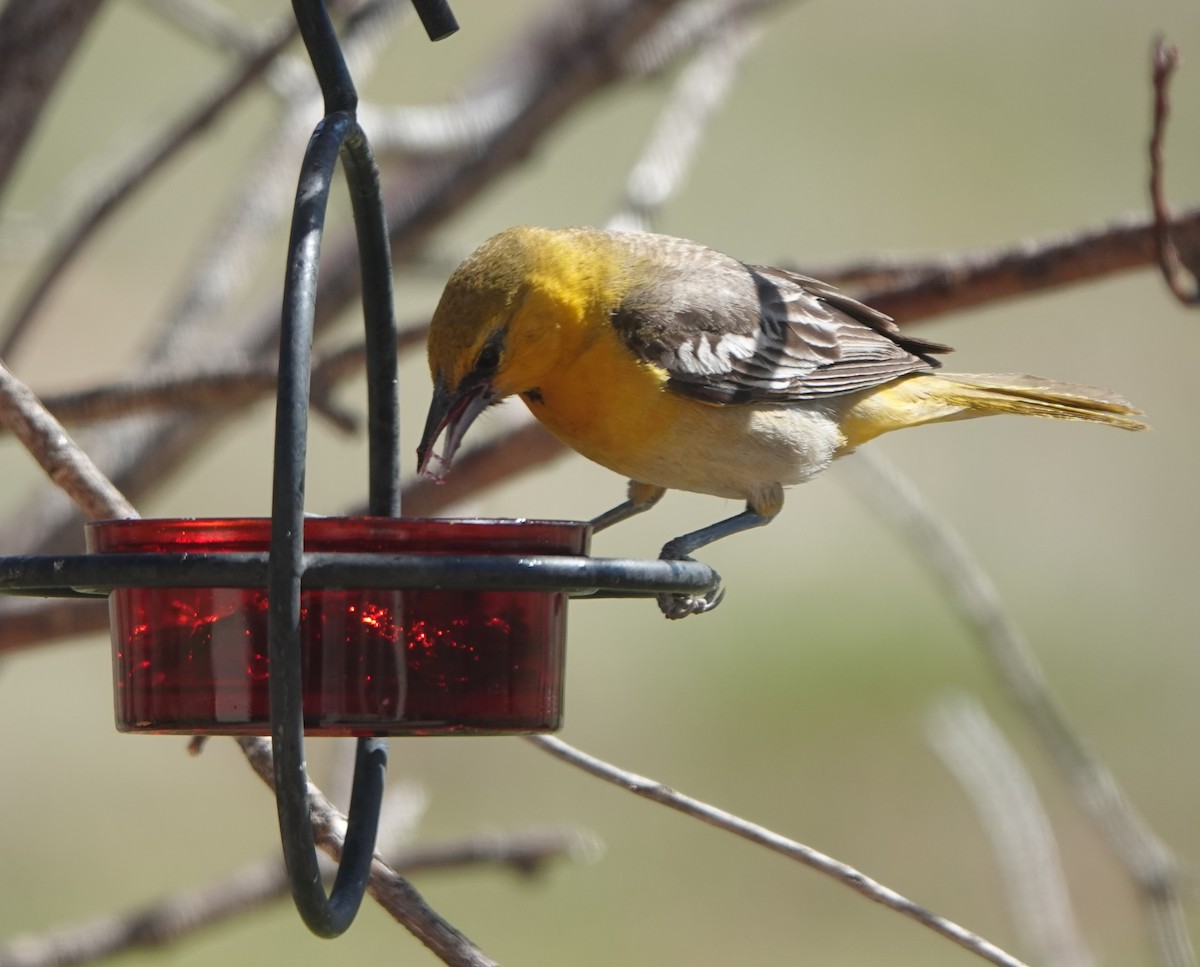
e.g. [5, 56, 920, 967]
[417, 226, 588, 480]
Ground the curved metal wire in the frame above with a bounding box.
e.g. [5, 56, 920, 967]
[264, 0, 398, 938]
[0, 0, 721, 939]
[0, 551, 718, 597]
[410, 0, 459, 41]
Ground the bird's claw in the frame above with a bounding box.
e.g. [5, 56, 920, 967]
[656, 551, 725, 619]
[657, 584, 725, 619]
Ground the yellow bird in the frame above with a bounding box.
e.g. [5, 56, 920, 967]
[417, 226, 1146, 617]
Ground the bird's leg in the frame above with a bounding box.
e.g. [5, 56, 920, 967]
[657, 504, 775, 619]
[590, 481, 666, 533]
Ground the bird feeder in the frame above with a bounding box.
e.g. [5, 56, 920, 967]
[0, 0, 718, 939]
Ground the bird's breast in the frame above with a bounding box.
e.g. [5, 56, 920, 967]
[521, 333, 847, 501]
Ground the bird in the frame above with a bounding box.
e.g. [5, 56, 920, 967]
[416, 226, 1146, 618]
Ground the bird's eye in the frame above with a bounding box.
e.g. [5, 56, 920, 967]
[475, 342, 501, 374]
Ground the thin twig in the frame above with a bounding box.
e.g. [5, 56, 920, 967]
[3, 199, 1198, 647]
[0, 13, 301, 359]
[398, 418, 565, 516]
[527, 734, 1030, 967]
[842, 450, 1196, 967]
[2, 324, 428, 438]
[609, 12, 763, 232]
[0, 0, 694, 566]
[0, 359, 135, 520]
[1148, 36, 1199, 306]
[0, 0, 406, 560]
[928, 694, 1094, 967]
[235, 737, 498, 967]
[141, 0, 266, 55]
[0, 0, 105, 202]
[401, 13, 765, 512]
[0, 826, 589, 967]
[846, 207, 1200, 323]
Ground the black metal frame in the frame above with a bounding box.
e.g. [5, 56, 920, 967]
[0, 0, 720, 938]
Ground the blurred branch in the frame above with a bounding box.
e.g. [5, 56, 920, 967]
[0, 597, 107, 656]
[1149, 36, 1200, 306]
[0, 825, 590, 967]
[528, 734, 1030, 967]
[842, 450, 1196, 967]
[807, 206, 1200, 322]
[1, 323, 429, 438]
[0, 11, 301, 359]
[400, 1, 764, 515]
[0, 359, 135, 520]
[379, 202, 1200, 521]
[397, 417, 562, 516]
[0, 0, 406, 562]
[0, 0, 727, 644]
[608, 12, 762, 233]
[0, 0, 105, 203]
[235, 737, 498, 967]
[286, 0, 695, 328]
[928, 693, 1094, 967]
[141, 0, 270, 54]
[0, 0, 697, 567]
[4, 189, 1197, 645]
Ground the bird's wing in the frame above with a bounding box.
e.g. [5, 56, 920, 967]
[610, 241, 951, 405]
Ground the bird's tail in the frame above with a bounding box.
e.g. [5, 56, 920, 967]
[839, 372, 1147, 449]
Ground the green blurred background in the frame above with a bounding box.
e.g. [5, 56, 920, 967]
[1, 0, 1198, 964]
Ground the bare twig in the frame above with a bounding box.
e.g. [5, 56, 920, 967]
[3, 323, 428, 438]
[3, 199, 1198, 647]
[141, 0, 266, 54]
[399, 418, 565, 517]
[842, 450, 1196, 967]
[0, 0, 698, 567]
[843, 207, 1200, 323]
[0, 0, 407, 560]
[401, 11, 766, 513]
[0, 0, 105, 202]
[0, 13, 301, 359]
[0, 597, 108, 656]
[928, 694, 1094, 967]
[0, 826, 589, 967]
[1148, 37, 1199, 306]
[609, 12, 763, 232]
[0, 359, 135, 520]
[527, 735, 1029, 967]
[235, 737, 498, 967]
[290, 0, 693, 336]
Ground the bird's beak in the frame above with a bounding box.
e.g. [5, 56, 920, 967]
[416, 376, 492, 482]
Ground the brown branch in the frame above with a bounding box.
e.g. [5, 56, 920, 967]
[843, 451, 1196, 967]
[0, 826, 587, 967]
[2, 324, 428, 438]
[527, 735, 1030, 967]
[1149, 37, 1199, 306]
[400, 419, 567, 517]
[837, 207, 1200, 323]
[0, 0, 407, 559]
[4, 201, 1198, 652]
[0, 0, 698, 569]
[927, 695, 1094, 967]
[235, 737, 498, 967]
[285, 0, 692, 339]
[609, 13, 762, 233]
[0, 0, 105, 203]
[0, 13, 301, 358]
[0, 359, 135, 521]
[0, 598, 107, 658]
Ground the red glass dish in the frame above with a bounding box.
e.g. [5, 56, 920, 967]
[87, 517, 589, 736]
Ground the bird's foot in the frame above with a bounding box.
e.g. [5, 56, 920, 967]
[656, 545, 725, 619]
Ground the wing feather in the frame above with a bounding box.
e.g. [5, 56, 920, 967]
[607, 233, 950, 405]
